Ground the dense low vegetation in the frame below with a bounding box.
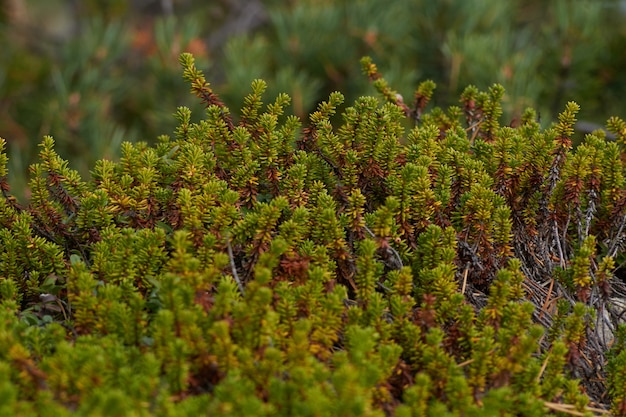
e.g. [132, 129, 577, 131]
[1, 53, 626, 415]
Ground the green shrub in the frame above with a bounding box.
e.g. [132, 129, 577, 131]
[4, 0, 626, 201]
[1, 53, 626, 415]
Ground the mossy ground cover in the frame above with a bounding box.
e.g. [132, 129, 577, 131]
[1, 54, 626, 415]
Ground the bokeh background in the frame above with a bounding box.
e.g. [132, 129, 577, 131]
[2, 0, 626, 200]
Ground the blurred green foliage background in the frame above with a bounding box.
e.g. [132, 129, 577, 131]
[1, 0, 626, 200]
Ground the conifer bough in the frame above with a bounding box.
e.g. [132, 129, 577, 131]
[1, 52, 626, 415]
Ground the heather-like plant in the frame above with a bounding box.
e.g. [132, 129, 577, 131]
[1, 53, 626, 415]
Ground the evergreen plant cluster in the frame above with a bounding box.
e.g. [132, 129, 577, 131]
[4, 0, 626, 197]
[2, 53, 626, 415]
